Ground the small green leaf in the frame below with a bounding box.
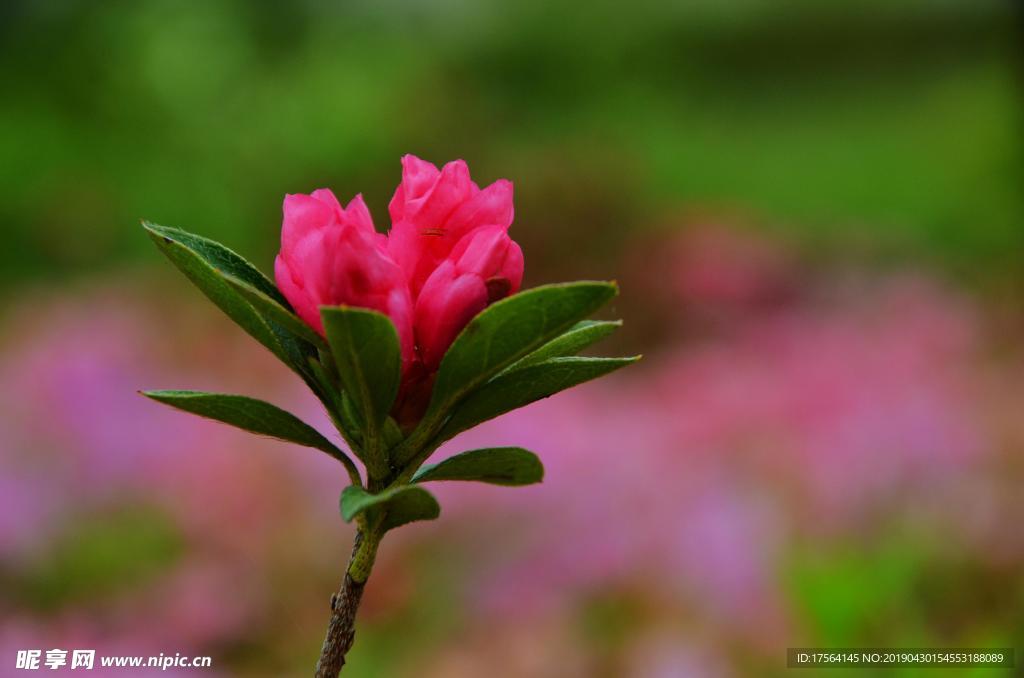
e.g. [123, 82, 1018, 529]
[382, 417, 404, 449]
[340, 485, 440, 532]
[141, 390, 357, 472]
[428, 282, 618, 418]
[339, 485, 386, 522]
[378, 487, 441, 531]
[505, 320, 621, 372]
[224, 273, 328, 352]
[143, 222, 286, 306]
[413, 447, 543, 486]
[438, 356, 639, 442]
[321, 307, 401, 433]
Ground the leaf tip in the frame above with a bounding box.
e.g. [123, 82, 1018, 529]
[141, 222, 175, 248]
[139, 390, 173, 405]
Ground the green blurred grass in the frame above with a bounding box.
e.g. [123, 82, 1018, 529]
[0, 0, 1018, 289]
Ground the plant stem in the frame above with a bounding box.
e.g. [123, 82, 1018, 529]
[314, 529, 380, 677]
[316, 407, 421, 675]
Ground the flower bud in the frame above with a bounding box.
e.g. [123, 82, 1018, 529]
[274, 189, 414, 369]
[413, 226, 524, 369]
[387, 155, 514, 299]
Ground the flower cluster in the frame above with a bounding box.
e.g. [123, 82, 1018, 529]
[140, 157, 630, 676]
[273, 156, 524, 393]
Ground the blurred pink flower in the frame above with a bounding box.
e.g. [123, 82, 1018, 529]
[2, 234, 1012, 676]
[0, 288, 347, 661]
[629, 224, 792, 325]
[626, 633, 733, 678]
[417, 272, 984, 636]
[670, 225, 790, 308]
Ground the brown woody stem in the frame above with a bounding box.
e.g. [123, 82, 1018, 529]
[314, 530, 379, 677]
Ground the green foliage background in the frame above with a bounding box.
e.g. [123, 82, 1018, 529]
[1, 0, 1019, 292]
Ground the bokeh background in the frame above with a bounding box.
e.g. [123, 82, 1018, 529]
[2, 1, 1023, 676]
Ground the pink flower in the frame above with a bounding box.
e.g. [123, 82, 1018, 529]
[274, 188, 415, 368]
[275, 158, 523, 417]
[414, 226, 524, 369]
[387, 155, 515, 299]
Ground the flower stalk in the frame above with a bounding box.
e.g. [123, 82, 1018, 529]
[314, 530, 377, 678]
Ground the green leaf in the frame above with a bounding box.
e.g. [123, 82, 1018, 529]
[143, 222, 317, 381]
[306, 357, 363, 453]
[321, 307, 401, 433]
[306, 356, 342, 410]
[428, 282, 618, 418]
[438, 356, 639, 442]
[339, 485, 440, 532]
[413, 447, 543, 486]
[378, 487, 441, 532]
[505, 320, 621, 372]
[141, 390, 356, 469]
[143, 222, 286, 306]
[382, 416, 404, 450]
[145, 224, 284, 359]
[267, 323, 319, 382]
[224, 273, 328, 352]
